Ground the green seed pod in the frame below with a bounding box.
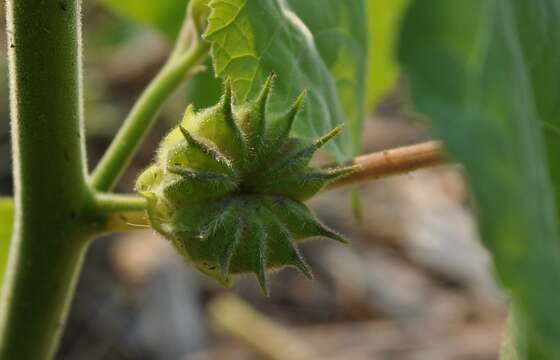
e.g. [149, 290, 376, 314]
[135, 74, 357, 294]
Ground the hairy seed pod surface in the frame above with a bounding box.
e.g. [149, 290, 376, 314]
[136, 75, 357, 294]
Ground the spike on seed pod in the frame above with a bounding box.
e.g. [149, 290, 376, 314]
[135, 75, 356, 294]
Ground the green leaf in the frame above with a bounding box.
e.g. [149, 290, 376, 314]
[97, 0, 189, 40]
[186, 59, 223, 109]
[399, 0, 560, 358]
[0, 198, 14, 288]
[203, 0, 367, 161]
[366, 0, 410, 110]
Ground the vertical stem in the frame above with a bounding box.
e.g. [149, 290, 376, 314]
[0, 1, 91, 359]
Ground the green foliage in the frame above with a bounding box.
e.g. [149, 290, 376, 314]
[399, 0, 560, 358]
[97, 0, 189, 40]
[203, 0, 367, 161]
[0, 198, 13, 286]
[366, 0, 409, 110]
[185, 59, 222, 108]
[136, 77, 356, 293]
[97, 0, 368, 160]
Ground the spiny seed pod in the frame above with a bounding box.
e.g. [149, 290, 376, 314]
[135, 74, 357, 294]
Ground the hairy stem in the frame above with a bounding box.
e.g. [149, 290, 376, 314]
[90, 40, 209, 192]
[89, 193, 149, 232]
[93, 193, 148, 213]
[326, 141, 445, 189]
[0, 1, 92, 359]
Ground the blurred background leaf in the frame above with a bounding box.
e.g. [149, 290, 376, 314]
[95, 0, 225, 117]
[366, 0, 409, 110]
[399, 0, 560, 358]
[0, 198, 13, 289]
[96, 0, 189, 40]
[204, 0, 367, 161]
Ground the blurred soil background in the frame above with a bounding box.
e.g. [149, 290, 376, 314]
[0, 3, 507, 360]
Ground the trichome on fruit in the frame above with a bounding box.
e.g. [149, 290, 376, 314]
[136, 74, 357, 294]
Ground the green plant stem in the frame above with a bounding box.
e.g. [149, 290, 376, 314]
[0, 1, 92, 359]
[90, 40, 209, 192]
[89, 193, 150, 232]
[93, 193, 148, 213]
